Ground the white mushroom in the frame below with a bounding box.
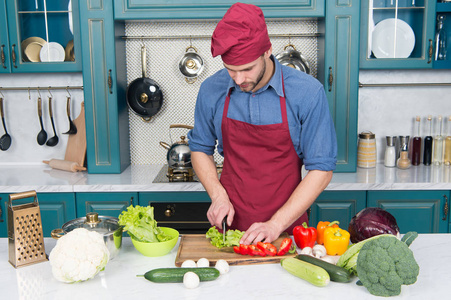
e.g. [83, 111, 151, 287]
[183, 271, 200, 289]
[181, 260, 197, 268]
[312, 244, 327, 258]
[299, 246, 313, 256]
[196, 258, 210, 268]
[215, 259, 230, 274]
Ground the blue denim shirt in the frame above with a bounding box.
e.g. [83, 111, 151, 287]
[187, 56, 337, 171]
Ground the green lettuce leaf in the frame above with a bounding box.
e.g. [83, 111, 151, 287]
[206, 226, 244, 248]
[118, 205, 170, 243]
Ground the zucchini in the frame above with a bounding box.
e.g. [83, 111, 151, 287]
[142, 267, 220, 283]
[281, 257, 330, 287]
[295, 254, 352, 283]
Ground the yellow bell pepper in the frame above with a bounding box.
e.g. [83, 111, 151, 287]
[323, 227, 350, 256]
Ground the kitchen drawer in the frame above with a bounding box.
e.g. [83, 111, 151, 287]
[114, 0, 325, 20]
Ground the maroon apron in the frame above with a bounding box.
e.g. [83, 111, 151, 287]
[220, 74, 308, 233]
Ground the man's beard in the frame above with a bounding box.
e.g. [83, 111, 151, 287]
[238, 59, 266, 92]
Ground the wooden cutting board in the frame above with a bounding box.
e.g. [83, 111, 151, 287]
[65, 102, 86, 167]
[174, 234, 295, 267]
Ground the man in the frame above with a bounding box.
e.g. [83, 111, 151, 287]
[187, 3, 337, 245]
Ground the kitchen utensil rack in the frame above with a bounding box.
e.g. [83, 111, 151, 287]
[122, 33, 321, 40]
[0, 86, 83, 92]
[359, 82, 451, 87]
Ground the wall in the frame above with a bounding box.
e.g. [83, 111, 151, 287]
[358, 69, 451, 162]
[0, 73, 84, 165]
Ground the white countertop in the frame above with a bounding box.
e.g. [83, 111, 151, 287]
[0, 163, 450, 193]
[0, 234, 450, 299]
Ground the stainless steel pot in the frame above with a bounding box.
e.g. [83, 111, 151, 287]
[160, 124, 194, 169]
[275, 44, 310, 74]
[179, 46, 204, 84]
[51, 212, 123, 259]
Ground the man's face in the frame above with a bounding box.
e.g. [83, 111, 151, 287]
[223, 55, 266, 93]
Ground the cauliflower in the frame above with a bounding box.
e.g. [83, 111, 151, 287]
[49, 228, 110, 283]
[356, 235, 419, 297]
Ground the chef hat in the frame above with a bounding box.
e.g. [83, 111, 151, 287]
[211, 2, 271, 65]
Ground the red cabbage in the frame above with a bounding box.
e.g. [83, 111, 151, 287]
[348, 207, 400, 243]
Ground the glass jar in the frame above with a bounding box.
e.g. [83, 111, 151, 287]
[357, 131, 377, 168]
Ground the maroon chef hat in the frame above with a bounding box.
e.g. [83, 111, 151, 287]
[211, 2, 271, 65]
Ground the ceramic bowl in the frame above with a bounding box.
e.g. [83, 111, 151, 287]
[131, 227, 179, 257]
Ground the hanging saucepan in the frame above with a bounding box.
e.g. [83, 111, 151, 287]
[159, 124, 194, 169]
[275, 44, 310, 74]
[126, 45, 163, 122]
[178, 46, 204, 84]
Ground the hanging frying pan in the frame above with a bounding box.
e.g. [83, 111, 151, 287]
[126, 45, 163, 122]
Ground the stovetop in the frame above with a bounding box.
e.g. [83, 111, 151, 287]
[152, 165, 199, 183]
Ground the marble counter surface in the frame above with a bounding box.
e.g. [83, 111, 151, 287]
[0, 163, 450, 193]
[0, 234, 450, 299]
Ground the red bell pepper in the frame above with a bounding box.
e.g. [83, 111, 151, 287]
[248, 245, 266, 257]
[276, 237, 293, 256]
[233, 246, 241, 254]
[239, 244, 249, 255]
[293, 222, 317, 249]
[257, 242, 277, 256]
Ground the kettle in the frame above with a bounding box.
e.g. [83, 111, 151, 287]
[159, 124, 194, 169]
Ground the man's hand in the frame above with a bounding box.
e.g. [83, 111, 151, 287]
[239, 220, 282, 245]
[207, 197, 235, 230]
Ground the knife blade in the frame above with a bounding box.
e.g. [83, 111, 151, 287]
[222, 216, 227, 244]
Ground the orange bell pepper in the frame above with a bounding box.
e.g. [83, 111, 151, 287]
[323, 227, 350, 256]
[316, 220, 340, 245]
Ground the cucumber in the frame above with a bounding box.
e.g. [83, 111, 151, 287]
[281, 257, 330, 287]
[142, 267, 220, 283]
[295, 254, 352, 283]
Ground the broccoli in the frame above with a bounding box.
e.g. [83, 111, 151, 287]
[356, 235, 420, 297]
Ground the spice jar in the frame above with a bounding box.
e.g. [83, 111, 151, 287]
[357, 131, 376, 168]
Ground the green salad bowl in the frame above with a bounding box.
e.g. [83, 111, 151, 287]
[131, 227, 179, 257]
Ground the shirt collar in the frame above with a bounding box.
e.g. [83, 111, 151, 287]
[226, 55, 284, 97]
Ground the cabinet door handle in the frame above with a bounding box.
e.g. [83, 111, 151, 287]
[11, 44, 17, 68]
[108, 69, 113, 94]
[328, 67, 333, 92]
[428, 39, 433, 64]
[443, 195, 449, 221]
[130, 196, 134, 206]
[1, 45, 6, 69]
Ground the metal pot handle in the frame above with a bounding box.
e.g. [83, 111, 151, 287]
[51, 228, 65, 239]
[284, 44, 297, 51]
[141, 45, 147, 78]
[169, 124, 194, 130]
[185, 46, 198, 53]
[185, 77, 197, 84]
[141, 116, 152, 122]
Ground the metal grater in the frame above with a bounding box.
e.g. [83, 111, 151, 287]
[8, 191, 47, 268]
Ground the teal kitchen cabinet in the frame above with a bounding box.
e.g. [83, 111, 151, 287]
[139, 192, 211, 233]
[0, 0, 11, 72]
[114, 0, 325, 20]
[434, 2, 451, 69]
[0, 194, 7, 237]
[78, 0, 130, 173]
[0, 192, 76, 238]
[360, 0, 437, 69]
[309, 191, 366, 230]
[76, 192, 137, 218]
[318, 0, 360, 172]
[367, 190, 450, 234]
[2, 0, 82, 72]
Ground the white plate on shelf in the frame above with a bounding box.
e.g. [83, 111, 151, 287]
[68, 0, 73, 35]
[39, 42, 65, 62]
[372, 18, 415, 59]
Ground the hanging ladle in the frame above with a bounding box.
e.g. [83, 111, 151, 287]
[0, 91, 12, 151]
[63, 88, 77, 134]
[46, 91, 59, 147]
[36, 88, 47, 145]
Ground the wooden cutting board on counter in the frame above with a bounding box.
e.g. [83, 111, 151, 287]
[174, 234, 295, 267]
[64, 102, 86, 167]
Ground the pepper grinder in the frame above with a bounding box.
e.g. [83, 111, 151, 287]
[397, 136, 411, 169]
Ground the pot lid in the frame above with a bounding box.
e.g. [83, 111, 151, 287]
[61, 212, 120, 235]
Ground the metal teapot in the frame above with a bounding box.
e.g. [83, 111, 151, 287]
[159, 124, 194, 169]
